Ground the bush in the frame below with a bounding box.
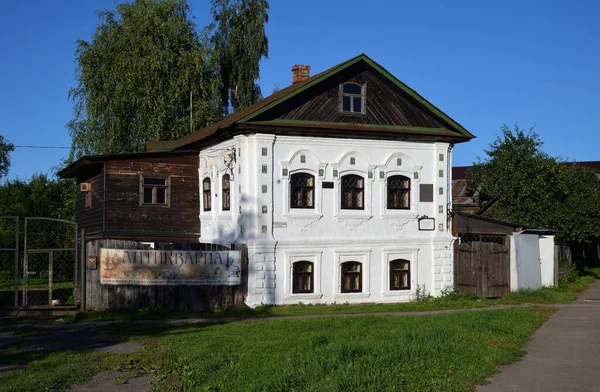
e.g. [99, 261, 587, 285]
[437, 286, 480, 302]
[587, 267, 600, 279]
[559, 264, 581, 286]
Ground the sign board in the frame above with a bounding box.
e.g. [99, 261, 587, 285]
[418, 218, 435, 231]
[99, 248, 240, 286]
[88, 255, 98, 270]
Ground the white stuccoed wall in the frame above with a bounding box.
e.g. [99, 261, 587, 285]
[199, 133, 456, 307]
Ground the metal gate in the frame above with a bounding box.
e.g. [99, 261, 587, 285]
[0, 217, 19, 308]
[454, 233, 510, 298]
[24, 218, 77, 308]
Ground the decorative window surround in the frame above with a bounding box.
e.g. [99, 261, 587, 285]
[331, 152, 374, 229]
[334, 250, 371, 301]
[284, 251, 323, 301]
[381, 248, 419, 297]
[280, 150, 325, 232]
[374, 154, 421, 231]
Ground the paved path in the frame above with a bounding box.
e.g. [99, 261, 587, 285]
[478, 280, 600, 392]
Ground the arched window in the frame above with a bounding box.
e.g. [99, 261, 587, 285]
[390, 259, 410, 290]
[290, 173, 314, 209]
[340, 83, 365, 114]
[202, 177, 211, 212]
[293, 261, 314, 293]
[222, 174, 230, 211]
[341, 261, 362, 293]
[387, 175, 410, 209]
[341, 174, 364, 210]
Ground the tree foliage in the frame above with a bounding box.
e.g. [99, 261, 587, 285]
[68, 0, 269, 158]
[210, 0, 269, 113]
[0, 174, 75, 221]
[0, 135, 15, 180]
[467, 124, 600, 244]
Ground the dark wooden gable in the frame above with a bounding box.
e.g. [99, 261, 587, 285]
[253, 62, 446, 129]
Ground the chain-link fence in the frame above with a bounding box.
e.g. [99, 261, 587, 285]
[0, 217, 19, 308]
[24, 218, 77, 308]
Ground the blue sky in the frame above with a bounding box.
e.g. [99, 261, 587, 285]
[1, 0, 599, 181]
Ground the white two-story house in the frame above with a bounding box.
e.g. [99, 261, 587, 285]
[170, 54, 475, 306]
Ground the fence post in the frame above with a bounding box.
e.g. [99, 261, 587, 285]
[23, 218, 28, 308]
[80, 228, 86, 312]
[14, 218, 19, 308]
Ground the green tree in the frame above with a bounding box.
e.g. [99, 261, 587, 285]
[0, 174, 75, 221]
[0, 135, 15, 180]
[210, 0, 269, 113]
[68, 0, 270, 158]
[467, 124, 600, 244]
[68, 0, 222, 158]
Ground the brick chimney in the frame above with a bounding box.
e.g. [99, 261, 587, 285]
[292, 65, 311, 84]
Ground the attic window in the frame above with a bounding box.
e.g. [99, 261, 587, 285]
[340, 83, 366, 114]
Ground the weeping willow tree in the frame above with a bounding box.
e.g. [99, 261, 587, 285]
[68, 0, 269, 158]
[210, 0, 269, 113]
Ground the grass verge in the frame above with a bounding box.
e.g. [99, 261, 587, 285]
[60, 273, 595, 323]
[0, 307, 555, 392]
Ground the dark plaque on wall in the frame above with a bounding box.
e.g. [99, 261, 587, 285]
[420, 184, 434, 202]
[322, 182, 334, 189]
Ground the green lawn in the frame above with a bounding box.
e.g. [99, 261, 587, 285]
[0, 307, 554, 392]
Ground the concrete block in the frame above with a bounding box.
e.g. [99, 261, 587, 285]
[254, 281, 264, 288]
[434, 266, 442, 274]
[434, 258, 442, 266]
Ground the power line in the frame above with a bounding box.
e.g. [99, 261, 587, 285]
[14, 145, 70, 149]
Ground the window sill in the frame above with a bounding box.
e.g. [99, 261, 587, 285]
[338, 111, 366, 117]
[284, 293, 323, 301]
[381, 212, 415, 219]
[140, 203, 170, 208]
[286, 212, 322, 219]
[334, 292, 371, 300]
[382, 290, 412, 297]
